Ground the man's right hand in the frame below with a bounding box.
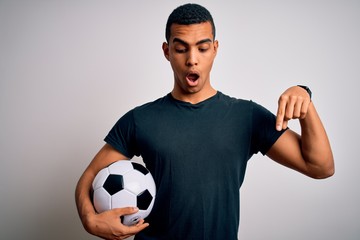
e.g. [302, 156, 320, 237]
[83, 207, 149, 240]
[75, 144, 148, 239]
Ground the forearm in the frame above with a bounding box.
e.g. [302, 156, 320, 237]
[75, 144, 125, 226]
[75, 170, 97, 233]
[299, 102, 334, 178]
[75, 144, 149, 239]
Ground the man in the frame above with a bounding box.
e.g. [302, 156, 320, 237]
[75, 3, 334, 240]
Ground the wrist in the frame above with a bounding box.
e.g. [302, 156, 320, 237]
[81, 211, 97, 234]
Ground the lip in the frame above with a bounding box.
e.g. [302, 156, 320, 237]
[185, 70, 200, 82]
[186, 70, 200, 76]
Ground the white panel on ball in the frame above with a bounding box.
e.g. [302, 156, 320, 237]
[92, 168, 110, 190]
[93, 188, 111, 213]
[108, 161, 133, 175]
[111, 190, 137, 208]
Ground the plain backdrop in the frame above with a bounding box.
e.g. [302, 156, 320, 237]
[1, 0, 359, 239]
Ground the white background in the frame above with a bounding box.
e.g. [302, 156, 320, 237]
[1, 0, 359, 239]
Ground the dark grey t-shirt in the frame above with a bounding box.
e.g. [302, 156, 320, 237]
[105, 92, 285, 240]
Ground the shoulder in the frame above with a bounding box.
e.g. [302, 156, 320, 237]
[126, 94, 176, 123]
[218, 92, 276, 124]
[217, 91, 247, 104]
[217, 91, 259, 110]
[132, 94, 170, 112]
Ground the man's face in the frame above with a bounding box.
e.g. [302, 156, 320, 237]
[163, 21, 218, 100]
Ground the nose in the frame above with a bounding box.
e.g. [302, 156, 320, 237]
[186, 49, 198, 66]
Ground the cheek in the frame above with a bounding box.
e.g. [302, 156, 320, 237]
[169, 61, 183, 79]
[202, 56, 215, 71]
[169, 56, 184, 71]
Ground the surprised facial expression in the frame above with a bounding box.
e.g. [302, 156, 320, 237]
[162, 22, 218, 99]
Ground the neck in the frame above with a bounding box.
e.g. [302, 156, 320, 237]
[171, 87, 217, 104]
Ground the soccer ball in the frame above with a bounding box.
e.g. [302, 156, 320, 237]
[92, 160, 156, 226]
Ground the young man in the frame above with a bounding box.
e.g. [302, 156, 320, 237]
[75, 3, 334, 240]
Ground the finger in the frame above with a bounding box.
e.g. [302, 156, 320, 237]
[133, 220, 149, 229]
[135, 218, 146, 226]
[299, 99, 310, 119]
[284, 95, 297, 120]
[293, 98, 302, 119]
[113, 207, 139, 217]
[282, 119, 288, 130]
[276, 96, 287, 131]
[126, 220, 149, 236]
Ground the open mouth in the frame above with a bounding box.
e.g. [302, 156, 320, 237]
[186, 73, 200, 82]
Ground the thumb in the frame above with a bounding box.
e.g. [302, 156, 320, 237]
[114, 207, 139, 216]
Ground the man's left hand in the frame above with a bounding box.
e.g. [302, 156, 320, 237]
[276, 85, 312, 131]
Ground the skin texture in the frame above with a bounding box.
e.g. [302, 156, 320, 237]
[162, 22, 218, 104]
[75, 21, 334, 239]
[75, 144, 148, 240]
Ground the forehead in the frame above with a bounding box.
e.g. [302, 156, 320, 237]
[169, 22, 213, 44]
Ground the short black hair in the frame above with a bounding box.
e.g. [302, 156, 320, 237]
[165, 3, 216, 42]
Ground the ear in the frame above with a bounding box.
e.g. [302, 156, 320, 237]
[162, 42, 170, 61]
[213, 40, 219, 56]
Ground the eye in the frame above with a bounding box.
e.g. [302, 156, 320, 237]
[198, 43, 210, 53]
[199, 48, 209, 53]
[175, 48, 187, 53]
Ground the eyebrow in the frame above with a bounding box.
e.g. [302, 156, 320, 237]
[172, 38, 212, 46]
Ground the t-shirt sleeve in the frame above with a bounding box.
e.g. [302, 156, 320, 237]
[104, 109, 139, 159]
[250, 101, 287, 155]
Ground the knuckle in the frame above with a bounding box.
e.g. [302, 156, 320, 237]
[289, 95, 297, 101]
[283, 113, 291, 120]
[278, 95, 289, 103]
[285, 110, 295, 120]
[300, 111, 307, 119]
[293, 113, 300, 118]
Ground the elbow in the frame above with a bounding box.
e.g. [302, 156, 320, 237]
[325, 163, 335, 178]
[311, 167, 335, 179]
[308, 159, 335, 179]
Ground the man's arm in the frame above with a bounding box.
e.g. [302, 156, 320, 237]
[266, 86, 334, 179]
[75, 143, 149, 239]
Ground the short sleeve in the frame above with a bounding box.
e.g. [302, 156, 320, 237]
[250, 101, 287, 155]
[104, 109, 139, 158]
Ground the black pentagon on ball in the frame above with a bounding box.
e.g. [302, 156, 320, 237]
[103, 174, 124, 195]
[137, 189, 153, 210]
[131, 162, 149, 175]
